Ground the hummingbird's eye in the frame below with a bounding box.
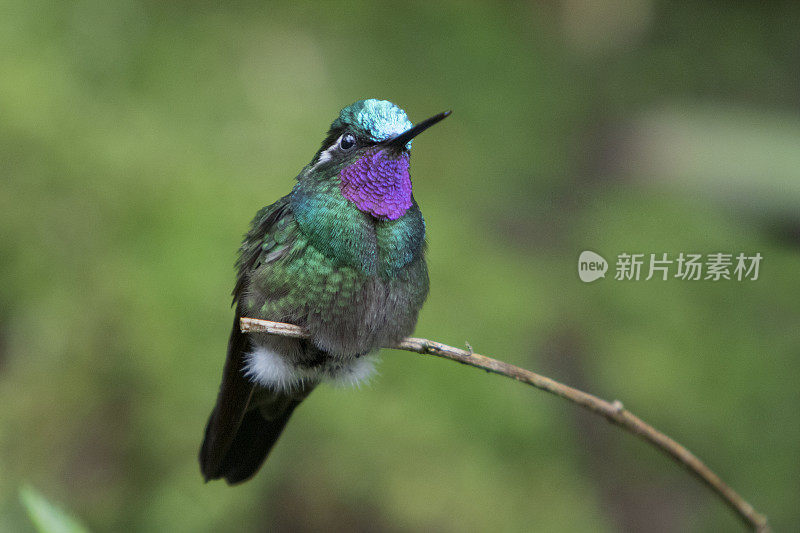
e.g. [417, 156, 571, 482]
[339, 133, 356, 151]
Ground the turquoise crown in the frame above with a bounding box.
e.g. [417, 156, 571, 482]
[334, 99, 414, 149]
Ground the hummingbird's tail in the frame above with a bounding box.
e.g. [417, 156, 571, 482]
[200, 388, 312, 484]
[199, 310, 316, 484]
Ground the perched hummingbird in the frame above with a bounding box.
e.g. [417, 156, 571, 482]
[200, 99, 450, 484]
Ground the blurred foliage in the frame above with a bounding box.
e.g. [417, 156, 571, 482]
[1, 1, 799, 531]
[20, 486, 90, 533]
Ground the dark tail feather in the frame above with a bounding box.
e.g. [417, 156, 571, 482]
[212, 395, 307, 484]
[199, 311, 254, 482]
[199, 309, 316, 484]
[202, 386, 314, 485]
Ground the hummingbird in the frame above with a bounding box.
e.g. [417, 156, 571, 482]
[200, 99, 450, 484]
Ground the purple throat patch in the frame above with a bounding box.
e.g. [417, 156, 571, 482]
[339, 149, 412, 220]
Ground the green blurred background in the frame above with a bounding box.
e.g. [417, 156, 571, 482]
[2, 1, 799, 531]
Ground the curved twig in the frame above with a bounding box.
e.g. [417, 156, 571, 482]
[239, 317, 769, 532]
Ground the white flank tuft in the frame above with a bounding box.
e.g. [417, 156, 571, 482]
[243, 345, 379, 391]
[329, 356, 378, 388]
[243, 345, 302, 392]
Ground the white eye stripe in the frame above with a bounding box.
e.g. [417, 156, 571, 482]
[314, 135, 341, 167]
[313, 132, 360, 169]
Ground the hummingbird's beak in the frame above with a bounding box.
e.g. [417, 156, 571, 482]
[384, 110, 451, 152]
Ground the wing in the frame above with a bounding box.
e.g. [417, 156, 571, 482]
[199, 195, 301, 483]
[232, 195, 294, 305]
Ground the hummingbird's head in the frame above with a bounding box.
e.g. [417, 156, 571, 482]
[309, 99, 449, 221]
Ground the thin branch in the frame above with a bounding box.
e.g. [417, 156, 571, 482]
[240, 317, 769, 532]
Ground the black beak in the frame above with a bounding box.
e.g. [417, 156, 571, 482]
[384, 110, 451, 152]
